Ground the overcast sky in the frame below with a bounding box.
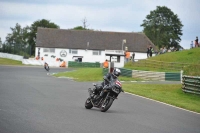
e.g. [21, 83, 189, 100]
[0, 0, 199, 49]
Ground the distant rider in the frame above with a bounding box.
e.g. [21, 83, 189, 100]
[44, 62, 48, 68]
[44, 62, 50, 71]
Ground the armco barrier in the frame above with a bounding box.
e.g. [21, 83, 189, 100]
[119, 68, 132, 77]
[132, 70, 165, 80]
[165, 72, 181, 81]
[182, 75, 200, 95]
[68, 61, 100, 68]
[102, 68, 181, 81]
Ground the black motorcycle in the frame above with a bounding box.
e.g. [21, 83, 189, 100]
[44, 64, 50, 71]
[85, 77, 124, 112]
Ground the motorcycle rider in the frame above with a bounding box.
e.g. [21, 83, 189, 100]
[44, 62, 49, 70]
[91, 68, 121, 103]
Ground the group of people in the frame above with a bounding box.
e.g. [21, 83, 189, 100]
[191, 36, 199, 48]
[156, 46, 180, 55]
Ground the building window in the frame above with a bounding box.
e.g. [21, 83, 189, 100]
[69, 49, 78, 54]
[43, 48, 55, 53]
[93, 50, 101, 55]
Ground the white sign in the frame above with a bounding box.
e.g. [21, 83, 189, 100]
[60, 50, 67, 57]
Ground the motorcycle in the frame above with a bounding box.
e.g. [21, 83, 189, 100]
[44, 64, 50, 71]
[85, 77, 124, 112]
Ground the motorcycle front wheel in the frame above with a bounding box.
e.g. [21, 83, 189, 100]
[100, 98, 113, 112]
[85, 98, 93, 109]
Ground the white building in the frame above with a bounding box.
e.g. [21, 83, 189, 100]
[35, 28, 156, 68]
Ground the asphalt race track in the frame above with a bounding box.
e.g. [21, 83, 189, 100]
[0, 66, 200, 133]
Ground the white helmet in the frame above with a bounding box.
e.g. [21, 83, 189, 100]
[113, 68, 121, 77]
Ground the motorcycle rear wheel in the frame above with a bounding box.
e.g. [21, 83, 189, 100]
[100, 98, 113, 112]
[85, 98, 93, 109]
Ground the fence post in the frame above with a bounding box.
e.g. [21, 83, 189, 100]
[180, 70, 183, 83]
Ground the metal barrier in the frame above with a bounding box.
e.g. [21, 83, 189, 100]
[102, 68, 182, 81]
[182, 75, 200, 95]
[119, 68, 132, 77]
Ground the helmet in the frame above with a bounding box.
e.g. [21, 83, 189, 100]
[112, 68, 121, 77]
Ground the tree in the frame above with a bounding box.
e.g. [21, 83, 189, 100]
[0, 38, 2, 52]
[141, 6, 183, 49]
[71, 17, 90, 30]
[82, 17, 89, 29]
[29, 19, 60, 56]
[73, 26, 87, 30]
[4, 23, 30, 55]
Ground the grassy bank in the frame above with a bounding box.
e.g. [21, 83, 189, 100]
[124, 48, 200, 76]
[148, 48, 200, 63]
[0, 57, 23, 65]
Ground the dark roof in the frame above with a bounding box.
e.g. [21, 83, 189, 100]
[36, 27, 156, 52]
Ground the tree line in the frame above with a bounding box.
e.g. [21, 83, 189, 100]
[0, 6, 183, 57]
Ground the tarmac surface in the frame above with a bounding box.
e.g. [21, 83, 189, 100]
[0, 65, 199, 133]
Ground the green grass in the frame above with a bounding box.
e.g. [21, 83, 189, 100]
[54, 68, 103, 81]
[53, 68, 142, 81]
[0, 57, 23, 65]
[123, 83, 200, 113]
[149, 48, 200, 64]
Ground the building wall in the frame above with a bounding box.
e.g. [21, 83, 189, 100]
[35, 47, 107, 63]
[134, 52, 149, 60]
[35, 47, 151, 68]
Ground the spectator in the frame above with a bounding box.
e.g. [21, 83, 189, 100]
[162, 47, 167, 53]
[190, 41, 193, 49]
[147, 45, 151, 58]
[159, 47, 163, 54]
[132, 52, 135, 62]
[125, 50, 130, 62]
[149, 45, 153, 57]
[103, 59, 109, 68]
[195, 36, 198, 47]
[170, 46, 174, 52]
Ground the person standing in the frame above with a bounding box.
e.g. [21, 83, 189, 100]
[147, 46, 150, 58]
[125, 50, 130, 63]
[195, 36, 198, 47]
[132, 53, 135, 62]
[103, 59, 109, 68]
[149, 45, 153, 57]
[190, 41, 193, 49]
